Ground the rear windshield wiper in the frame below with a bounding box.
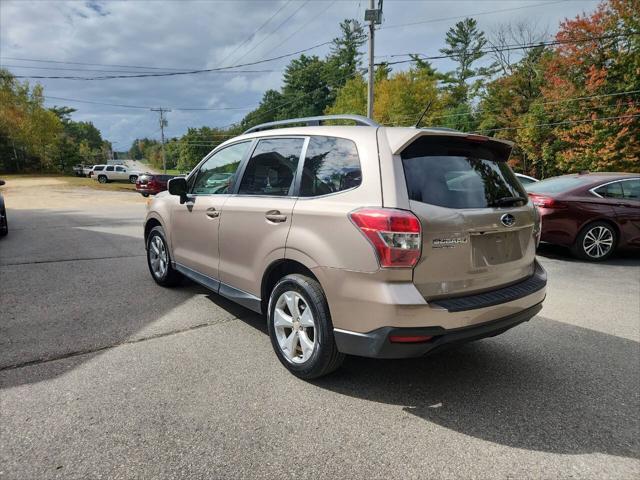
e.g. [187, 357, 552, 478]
[491, 196, 527, 207]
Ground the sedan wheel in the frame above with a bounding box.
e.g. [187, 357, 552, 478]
[574, 221, 617, 261]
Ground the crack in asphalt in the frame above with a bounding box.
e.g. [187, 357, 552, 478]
[0, 254, 146, 267]
[0, 317, 246, 373]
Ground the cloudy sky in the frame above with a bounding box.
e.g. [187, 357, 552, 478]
[1, 0, 601, 150]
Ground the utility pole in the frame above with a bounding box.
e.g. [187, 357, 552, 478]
[365, 0, 383, 120]
[151, 107, 171, 173]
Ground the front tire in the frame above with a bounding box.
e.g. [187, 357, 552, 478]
[146, 226, 182, 286]
[129, 175, 138, 184]
[267, 274, 344, 379]
[572, 221, 617, 261]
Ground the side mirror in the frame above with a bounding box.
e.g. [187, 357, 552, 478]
[168, 177, 188, 203]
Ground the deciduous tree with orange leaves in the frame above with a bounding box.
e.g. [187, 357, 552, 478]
[526, 0, 639, 174]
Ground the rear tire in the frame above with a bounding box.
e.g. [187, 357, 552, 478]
[267, 274, 344, 379]
[98, 175, 108, 184]
[571, 221, 617, 261]
[146, 226, 182, 286]
[141, 193, 149, 198]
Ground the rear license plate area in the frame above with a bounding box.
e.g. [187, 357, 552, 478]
[472, 232, 522, 267]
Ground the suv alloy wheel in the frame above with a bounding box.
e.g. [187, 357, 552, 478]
[267, 274, 344, 379]
[146, 226, 182, 286]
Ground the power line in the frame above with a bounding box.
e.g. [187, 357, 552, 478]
[474, 113, 640, 134]
[385, 90, 640, 123]
[379, 1, 566, 30]
[217, 0, 293, 68]
[375, 32, 638, 66]
[233, 0, 310, 65]
[266, 1, 337, 56]
[43, 95, 255, 111]
[3, 64, 280, 75]
[8, 39, 334, 80]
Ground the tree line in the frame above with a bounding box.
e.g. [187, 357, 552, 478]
[1, 0, 637, 176]
[136, 0, 638, 177]
[0, 75, 112, 173]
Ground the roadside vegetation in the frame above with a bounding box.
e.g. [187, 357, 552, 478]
[1, 0, 637, 178]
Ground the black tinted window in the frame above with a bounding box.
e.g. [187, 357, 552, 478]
[192, 142, 250, 195]
[300, 136, 361, 197]
[595, 182, 624, 199]
[238, 138, 304, 196]
[106, 166, 114, 172]
[401, 136, 525, 209]
[622, 179, 640, 200]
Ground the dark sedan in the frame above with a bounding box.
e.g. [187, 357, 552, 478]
[525, 173, 640, 260]
[0, 179, 7, 237]
[135, 174, 176, 197]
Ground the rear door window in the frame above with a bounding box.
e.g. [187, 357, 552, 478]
[106, 166, 114, 172]
[621, 179, 640, 201]
[300, 136, 361, 197]
[237, 138, 304, 196]
[400, 136, 525, 209]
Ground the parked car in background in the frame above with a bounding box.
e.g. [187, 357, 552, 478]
[144, 114, 546, 379]
[72, 164, 96, 177]
[135, 173, 177, 197]
[0, 179, 7, 237]
[526, 172, 640, 261]
[93, 164, 141, 184]
[515, 173, 538, 185]
[88, 164, 105, 178]
[72, 164, 84, 176]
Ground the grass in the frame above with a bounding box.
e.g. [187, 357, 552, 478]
[0, 173, 137, 192]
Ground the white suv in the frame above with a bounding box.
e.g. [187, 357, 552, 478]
[93, 165, 141, 184]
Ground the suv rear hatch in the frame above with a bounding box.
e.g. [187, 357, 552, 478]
[398, 134, 538, 299]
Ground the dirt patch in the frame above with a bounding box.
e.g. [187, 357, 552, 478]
[1, 176, 147, 210]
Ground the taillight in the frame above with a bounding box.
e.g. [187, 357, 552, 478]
[349, 208, 422, 268]
[528, 194, 566, 209]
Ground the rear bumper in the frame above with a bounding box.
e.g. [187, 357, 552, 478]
[334, 302, 542, 358]
[136, 187, 160, 195]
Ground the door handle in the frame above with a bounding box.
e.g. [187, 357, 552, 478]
[205, 207, 220, 218]
[265, 210, 287, 223]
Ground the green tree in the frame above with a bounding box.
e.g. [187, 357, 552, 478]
[439, 18, 494, 104]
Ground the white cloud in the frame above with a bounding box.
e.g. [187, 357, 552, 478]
[0, 0, 600, 146]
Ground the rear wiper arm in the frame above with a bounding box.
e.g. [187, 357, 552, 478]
[491, 196, 527, 207]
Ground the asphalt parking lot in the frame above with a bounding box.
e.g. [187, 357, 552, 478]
[1, 178, 639, 479]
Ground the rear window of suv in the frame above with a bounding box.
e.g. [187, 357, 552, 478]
[400, 135, 526, 209]
[300, 136, 361, 197]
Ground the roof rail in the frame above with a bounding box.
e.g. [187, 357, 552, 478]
[243, 115, 379, 134]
